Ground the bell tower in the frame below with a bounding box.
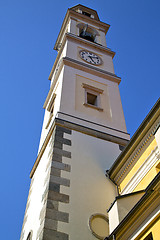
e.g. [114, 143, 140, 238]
[20, 5, 130, 240]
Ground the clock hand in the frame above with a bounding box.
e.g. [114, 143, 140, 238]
[88, 55, 96, 64]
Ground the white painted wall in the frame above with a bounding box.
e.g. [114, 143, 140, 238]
[59, 65, 127, 134]
[58, 130, 121, 239]
[23, 137, 52, 240]
[38, 67, 64, 152]
[108, 192, 144, 234]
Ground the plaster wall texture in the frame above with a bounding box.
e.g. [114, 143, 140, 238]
[108, 201, 119, 234]
[117, 192, 144, 222]
[22, 136, 51, 240]
[59, 65, 127, 134]
[57, 130, 121, 239]
[108, 192, 144, 234]
[38, 68, 64, 152]
[51, 41, 68, 84]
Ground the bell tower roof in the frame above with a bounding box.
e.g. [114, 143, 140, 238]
[69, 4, 100, 21]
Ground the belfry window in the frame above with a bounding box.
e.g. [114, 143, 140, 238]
[82, 11, 91, 17]
[77, 23, 99, 43]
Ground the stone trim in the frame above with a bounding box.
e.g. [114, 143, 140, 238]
[51, 161, 71, 172]
[40, 228, 68, 240]
[50, 175, 70, 187]
[47, 190, 69, 203]
[63, 56, 121, 84]
[37, 125, 71, 240]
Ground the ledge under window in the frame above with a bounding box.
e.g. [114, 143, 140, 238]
[83, 103, 103, 111]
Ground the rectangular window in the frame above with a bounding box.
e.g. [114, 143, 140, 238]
[82, 83, 103, 111]
[87, 92, 97, 106]
[45, 93, 56, 129]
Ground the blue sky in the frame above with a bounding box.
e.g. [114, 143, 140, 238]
[0, 0, 160, 239]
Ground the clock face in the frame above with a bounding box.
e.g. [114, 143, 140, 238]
[79, 50, 102, 65]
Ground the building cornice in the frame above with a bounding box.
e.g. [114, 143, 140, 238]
[108, 98, 160, 182]
[66, 33, 115, 57]
[30, 115, 129, 178]
[63, 56, 121, 83]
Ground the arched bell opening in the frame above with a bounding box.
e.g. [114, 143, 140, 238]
[77, 23, 99, 43]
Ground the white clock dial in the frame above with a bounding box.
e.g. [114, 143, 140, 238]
[79, 50, 102, 65]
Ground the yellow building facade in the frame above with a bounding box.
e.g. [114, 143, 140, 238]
[107, 99, 160, 240]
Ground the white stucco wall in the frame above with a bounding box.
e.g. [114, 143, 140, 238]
[58, 130, 121, 239]
[23, 137, 52, 240]
[38, 67, 64, 152]
[59, 65, 127, 134]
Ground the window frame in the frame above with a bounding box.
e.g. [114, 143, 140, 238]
[45, 93, 56, 129]
[82, 83, 103, 111]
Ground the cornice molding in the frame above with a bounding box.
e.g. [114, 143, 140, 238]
[108, 99, 160, 180]
[114, 119, 160, 185]
[68, 9, 110, 33]
[66, 33, 115, 57]
[121, 146, 160, 194]
[63, 57, 121, 83]
[30, 115, 129, 178]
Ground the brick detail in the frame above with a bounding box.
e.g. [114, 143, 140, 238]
[55, 136, 71, 146]
[49, 182, 60, 193]
[48, 190, 69, 203]
[52, 153, 62, 163]
[53, 147, 71, 158]
[44, 218, 58, 231]
[50, 167, 61, 177]
[46, 208, 69, 223]
[50, 175, 70, 187]
[47, 200, 59, 210]
[51, 161, 71, 172]
[37, 125, 71, 240]
[41, 228, 69, 240]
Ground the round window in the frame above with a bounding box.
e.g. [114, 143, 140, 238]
[89, 213, 109, 239]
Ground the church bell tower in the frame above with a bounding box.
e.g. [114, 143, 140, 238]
[20, 5, 130, 240]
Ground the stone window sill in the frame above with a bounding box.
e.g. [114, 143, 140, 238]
[83, 103, 103, 111]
